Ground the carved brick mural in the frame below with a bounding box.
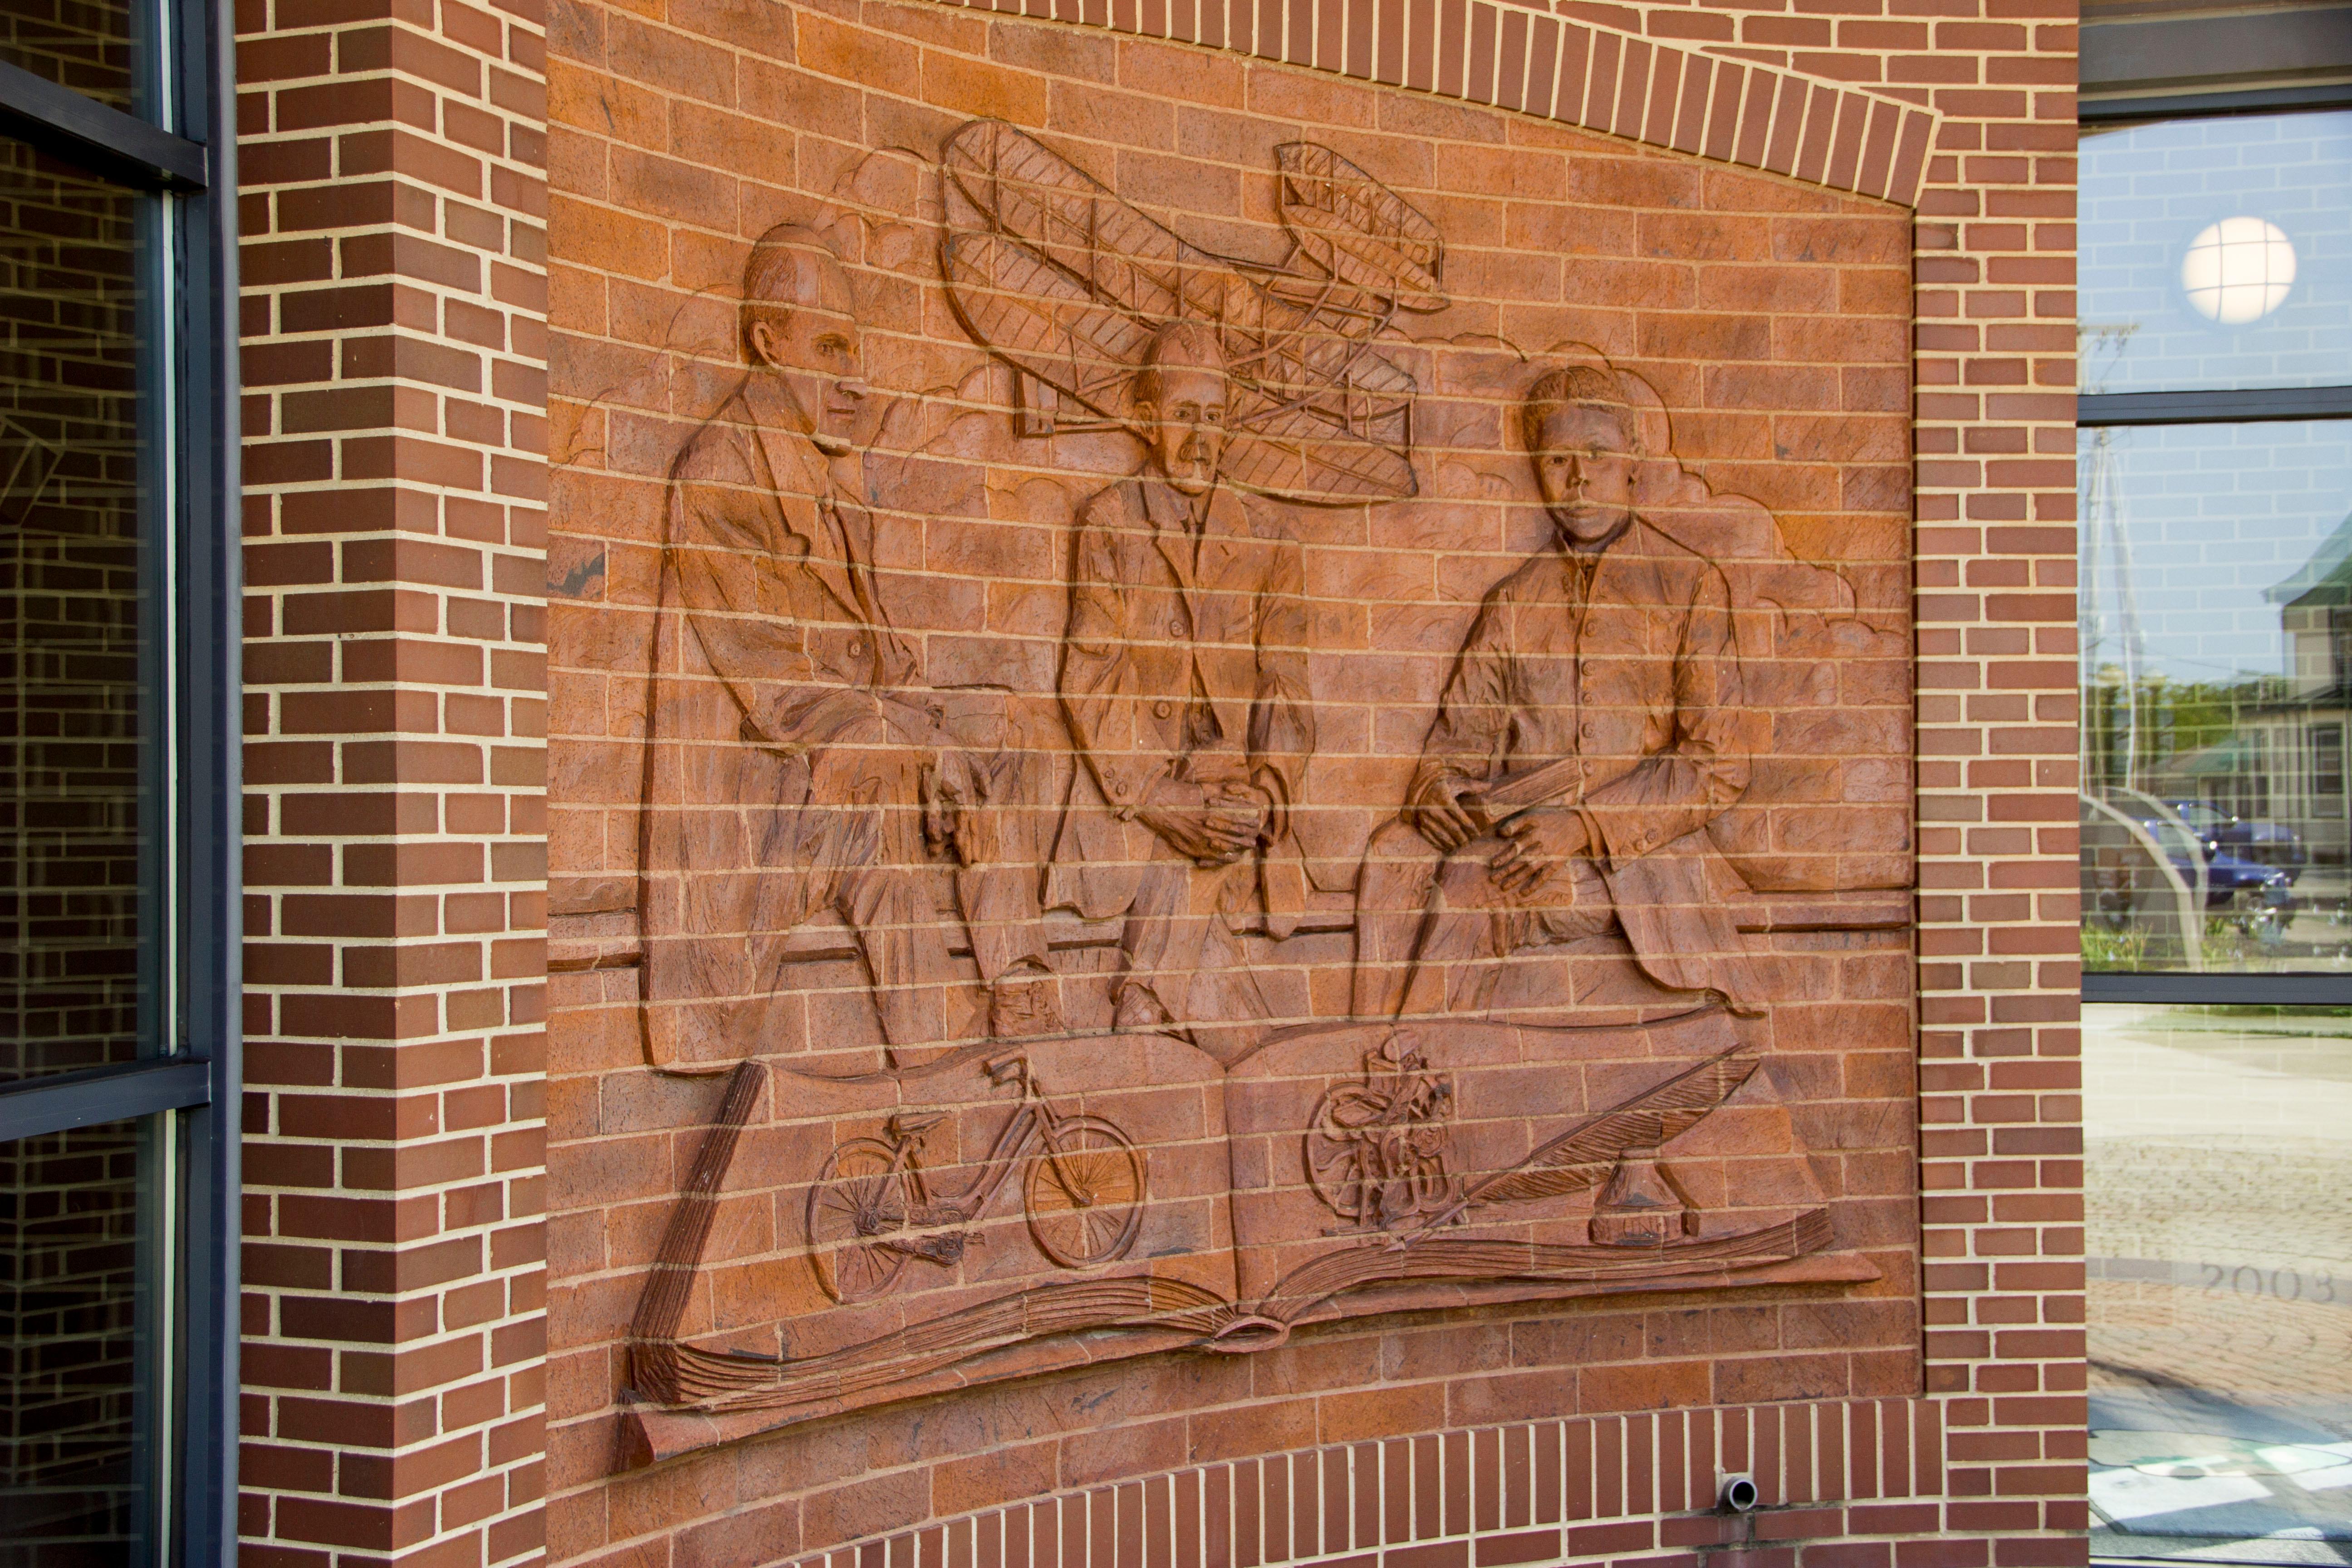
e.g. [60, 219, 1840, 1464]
[548, 7, 1918, 1478]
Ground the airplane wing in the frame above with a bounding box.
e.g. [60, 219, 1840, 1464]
[1275, 142, 1444, 314]
[941, 230, 1154, 420]
[941, 118, 1442, 505]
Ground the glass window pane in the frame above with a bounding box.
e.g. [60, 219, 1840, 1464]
[2080, 109, 2352, 395]
[2087, 1004, 2352, 1562]
[0, 1116, 156, 1566]
[0, 0, 142, 114]
[0, 135, 155, 1084]
[2079, 420, 2352, 973]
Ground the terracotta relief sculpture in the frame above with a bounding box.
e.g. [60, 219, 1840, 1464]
[582, 119, 1913, 1464]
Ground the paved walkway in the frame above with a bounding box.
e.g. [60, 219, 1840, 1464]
[2086, 1006, 2352, 1563]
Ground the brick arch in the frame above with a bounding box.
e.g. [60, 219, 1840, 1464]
[917, 0, 1937, 205]
[782, 1399, 1949, 1568]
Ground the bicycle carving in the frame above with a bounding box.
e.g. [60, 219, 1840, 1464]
[1305, 1034, 1461, 1232]
[804, 1053, 1147, 1303]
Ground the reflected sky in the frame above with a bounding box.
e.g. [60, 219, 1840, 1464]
[2082, 110, 2352, 395]
[2082, 422, 2352, 686]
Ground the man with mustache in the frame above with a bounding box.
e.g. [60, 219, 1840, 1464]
[640, 223, 1061, 1072]
[1051, 321, 1315, 1063]
[1352, 364, 1761, 1021]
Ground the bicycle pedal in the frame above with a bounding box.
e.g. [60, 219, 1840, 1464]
[885, 1230, 970, 1265]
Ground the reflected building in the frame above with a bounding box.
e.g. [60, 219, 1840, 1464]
[2254, 509, 2352, 872]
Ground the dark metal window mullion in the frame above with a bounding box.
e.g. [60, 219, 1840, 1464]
[2079, 386, 2352, 427]
[171, 0, 242, 1550]
[0, 58, 205, 189]
[0, 0, 242, 1556]
[0, 1061, 213, 1143]
[2082, 972, 2352, 1004]
[2081, 83, 2352, 125]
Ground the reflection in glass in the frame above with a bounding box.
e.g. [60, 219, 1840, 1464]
[0, 136, 153, 1083]
[2079, 421, 2352, 972]
[0, 1117, 152, 1566]
[2086, 1006, 2352, 1563]
[0, 0, 140, 112]
[2080, 110, 2352, 394]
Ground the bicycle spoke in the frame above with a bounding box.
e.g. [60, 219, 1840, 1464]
[1057, 1153, 1103, 1204]
[1025, 1121, 1142, 1268]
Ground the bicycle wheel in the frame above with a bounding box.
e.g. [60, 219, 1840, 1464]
[1024, 1116, 1145, 1269]
[1304, 1085, 1387, 1223]
[806, 1137, 911, 1303]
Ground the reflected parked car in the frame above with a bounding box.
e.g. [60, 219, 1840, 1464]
[2161, 799, 2309, 873]
[2195, 849, 2297, 911]
[2123, 812, 2298, 912]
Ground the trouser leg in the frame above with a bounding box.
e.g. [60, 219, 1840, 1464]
[1395, 846, 1617, 1018]
[1396, 838, 1532, 1018]
[806, 718, 954, 1054]
[1184, 905, 1270, 1067]
[1118, 856, 1267, 1059]
[839, 859, 951, 1051]
[935, 690, 1054, 987]
[1352, 818, 1444, 1018]
[1116, 855, 1203, 1025]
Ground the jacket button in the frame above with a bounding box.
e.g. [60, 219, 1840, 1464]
[848, 639, 866, 657]
[1168, 619, 1186, 637]
[1154, 700, 1174, 719]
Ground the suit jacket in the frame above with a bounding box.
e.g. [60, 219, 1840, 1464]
[1051, 478, 1314, 934]
[1411, 515, 1759, 1006]
[639, 375, 923, 1014]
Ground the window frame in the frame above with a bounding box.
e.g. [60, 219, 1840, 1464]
[2076, 69, 2352, 1006]
[0, 0, 240, 1558]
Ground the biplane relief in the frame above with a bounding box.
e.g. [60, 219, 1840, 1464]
[552, 109, 1916, 1465]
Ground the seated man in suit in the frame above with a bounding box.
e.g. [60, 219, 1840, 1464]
[1051, 321, 1315, 1063]
[1353, 365, 1762, 1021]
[640, 223, 1060, 1071]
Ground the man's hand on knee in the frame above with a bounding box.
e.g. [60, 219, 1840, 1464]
[1203, 782, 1270, 863]
[1408, 774, 1485, 853]
[1491, 807, 1590, 896]
[922, 752, 981, 860]
[1139, 776, 1255, 864]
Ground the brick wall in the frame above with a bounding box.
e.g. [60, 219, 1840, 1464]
[232, 0, 554, 1555]
[219, 0, 2084, 1554]
[525, 0, 2082, 1561]
[786, 1398, 1953, 1568]
[1902, 0, 2084, 1535]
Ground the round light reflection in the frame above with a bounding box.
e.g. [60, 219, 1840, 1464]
[2180, 216, 2297, 324]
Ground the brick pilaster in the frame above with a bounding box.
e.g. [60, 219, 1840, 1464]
[1903, 6, 2087, 1556]
[234, 0, 554, 1555]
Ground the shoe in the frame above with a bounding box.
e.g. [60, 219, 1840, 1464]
[1112, 986, 1172, 1032]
